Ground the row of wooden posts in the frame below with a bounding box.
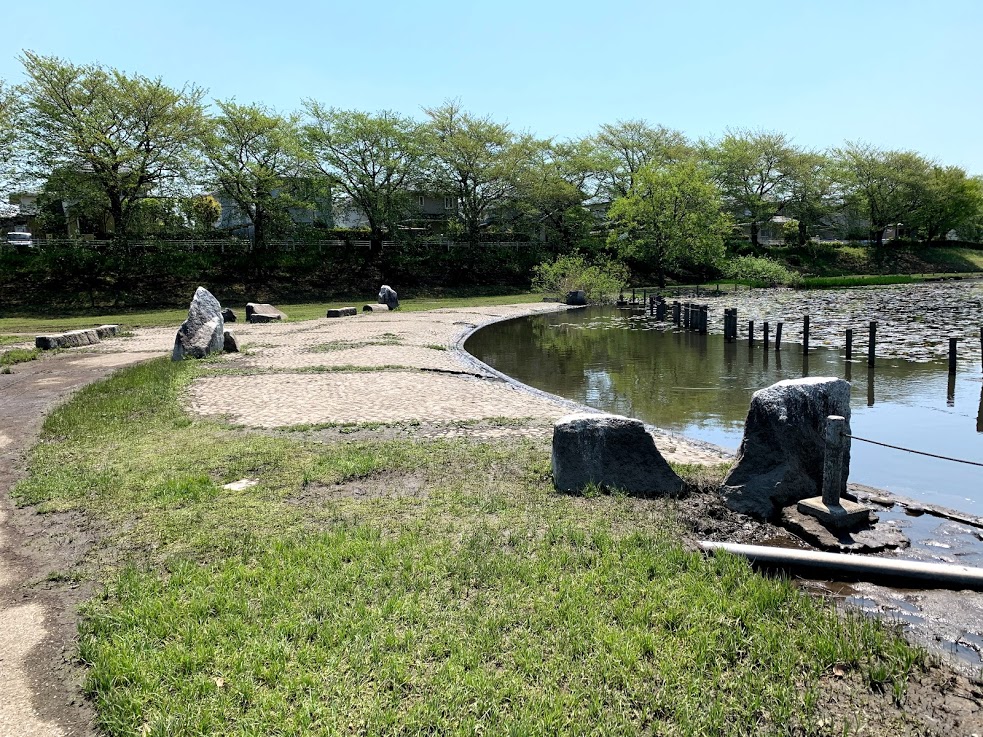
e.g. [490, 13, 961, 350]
[646, 296, 983, 375]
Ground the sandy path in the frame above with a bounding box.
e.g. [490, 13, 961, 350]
[0, 351, 163, 736]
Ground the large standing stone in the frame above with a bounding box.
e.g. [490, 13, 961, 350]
[172, 287, 225, 361]
[245, 303, 286, 323]
[721, 377, 851, 519]
[378, 285, 399, 310]
[552, 413, 684, 496]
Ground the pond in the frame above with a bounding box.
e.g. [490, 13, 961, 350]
[466, 305, 983, 515]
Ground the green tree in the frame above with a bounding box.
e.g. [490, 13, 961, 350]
[18, 52, 206, 241]
[594, 120, 691, 199]
[835, 142, 931, 247]
[180, 194, 222, 234]
[422, 100, 527, 244]
[0, 80, 19, 196]
[703, 129, 799, 247]
[200, 101, 306, 252]
[303, 105, 425, 253]
[512, 137, 607, 250]
[607, 162, 730, 287]
[784, 151, 839, 245]
[909, 165, 983, 243]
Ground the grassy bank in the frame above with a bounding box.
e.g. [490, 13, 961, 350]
[13, 357, 928, 735]
[0, 291, 541, 335]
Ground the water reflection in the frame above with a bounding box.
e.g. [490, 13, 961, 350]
[466, 306, 983, 511]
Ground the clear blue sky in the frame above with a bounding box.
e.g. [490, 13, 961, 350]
[3, 0, 981, 173]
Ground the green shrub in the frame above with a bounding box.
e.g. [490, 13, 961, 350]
[532, 255, 629, 303]
[724, 256, 803, 288]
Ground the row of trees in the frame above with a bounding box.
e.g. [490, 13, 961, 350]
[2, 53, 982, 273]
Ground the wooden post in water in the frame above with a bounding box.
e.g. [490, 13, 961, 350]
[748, 320, 754, 347]
[775, 322, 783, 351]
[700, 305, 709, 334]
[763, 321, 769, 350]
[672, 301, 680, 325]
[868, 321, 876, 367]
[979, 327, 982, 373]
[803, 315, 810, 354]
[949, 338, 958, 375]
[846, 329, 853, 361]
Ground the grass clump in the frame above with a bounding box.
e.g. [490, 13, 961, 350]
[15, 358, 928, 735]
[0, 347, 42, 367]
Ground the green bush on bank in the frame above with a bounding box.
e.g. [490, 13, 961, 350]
[532, 255, 629, 303]
[724, 256, 803, 288]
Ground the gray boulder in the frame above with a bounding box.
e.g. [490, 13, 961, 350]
[222, 308, 237, 323]
[223, 331, 239, 353]
[246, 303, 286, 323]
[552, 413, 684, 496]
[378, 285, 399, 310]
[172, 287, 225, 361]
[721, 377, 852, 520]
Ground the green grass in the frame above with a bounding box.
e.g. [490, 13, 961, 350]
[801, 275, 916, 289]
[0, 334, 31, 346]
[0, 292, 543, 335]
[14, 359, 927, 736]
[0, 347, 42, 367]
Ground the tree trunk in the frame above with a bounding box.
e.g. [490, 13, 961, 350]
[750, 220, 760, 247]
[874, 226, 885, 248]
[798, 219, 808, 246]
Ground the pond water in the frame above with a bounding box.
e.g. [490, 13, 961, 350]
[466, 306, 983, 515]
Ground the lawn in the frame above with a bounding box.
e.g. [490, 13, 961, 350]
[0, 292, 543, 335]
[13, 357, 928, 736]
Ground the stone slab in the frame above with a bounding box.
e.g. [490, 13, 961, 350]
[247, 313, 282, 323]
[781, 505, 908, 553]
[35, 329, 101, 350]
[797, 497, 871, 530]
[327, 307, 358, 318]
[95, 324, 120, 339]
[246, 303, 287, 323]
[363, 304, 390, 312]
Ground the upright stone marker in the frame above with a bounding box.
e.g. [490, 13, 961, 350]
[721, 377, 851, 519]
[172, 286, 225, 360]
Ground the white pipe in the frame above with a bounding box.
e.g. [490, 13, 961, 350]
[699, 541, 983, 591]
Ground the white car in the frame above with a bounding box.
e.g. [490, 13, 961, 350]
[6, 232, 33, 248]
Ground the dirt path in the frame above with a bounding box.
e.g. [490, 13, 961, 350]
[0, 350, 163, 736]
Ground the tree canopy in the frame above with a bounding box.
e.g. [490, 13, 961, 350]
[199, 101, 306, 251]
[18, 51, 206, 240]
[303, 104, 425, 251]
[607, 162, 730, 287]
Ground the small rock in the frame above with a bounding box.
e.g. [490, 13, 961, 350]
[223, 478, 258, 491]
[221, 308, 237, 323]
[378, 285, 399, 310]
[223, 331, 239, 352]
[327, 307, 358, 318]
[551, 412, 683, 496]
